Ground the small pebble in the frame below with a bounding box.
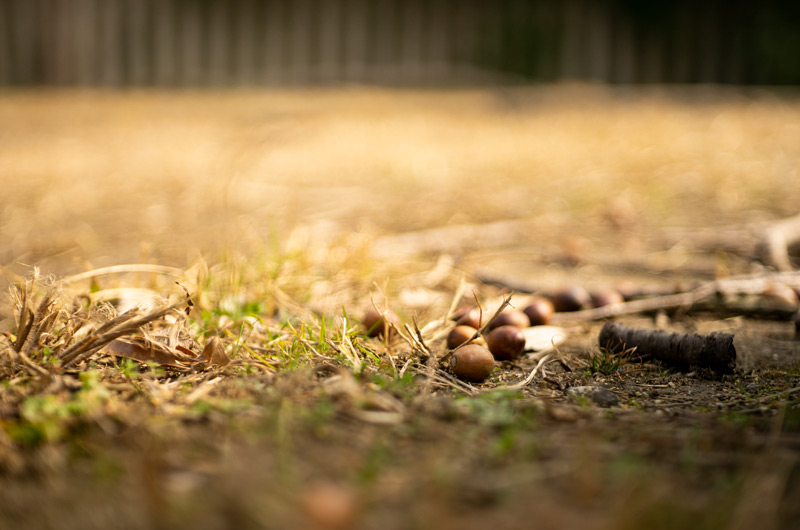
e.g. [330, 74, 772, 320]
[567, 386, 620, 408]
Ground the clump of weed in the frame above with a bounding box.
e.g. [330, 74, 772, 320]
[586, 346, 634, 376]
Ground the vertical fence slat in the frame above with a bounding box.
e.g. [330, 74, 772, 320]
[0, 0, 9, 85]
[343, 0, 367, 82]
[536, 0, 560, 81]
[584, 1, 610, 82]
[450, 0, 476, 79]
[696, 3, 719, 83]
[317, 0, 343, 83]
[233, 0, 257, 86]
[288, 0, 312, 84]
[153, 0, 176, 86]
[74, 0, 95, 86]
[638, 29, 664, 84]
[207, 1, 231, 86]
[399, 0, 423, 83]
[99, 0, 123, 86]
[124, 0, 150, 86]
[53, 0, 74, 85]
[426, 0, 449, 82]
[8, 0, 32, 83]
[671, 5, 692, 83]
[263, 0, 287, 84]
[559, 0, 583, 80]
[368, 0, 395, 84]
[39, 0, 58, 85]
[178, 1, 202, 86]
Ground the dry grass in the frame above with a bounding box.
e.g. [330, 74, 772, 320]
[2, 86, 799, 274]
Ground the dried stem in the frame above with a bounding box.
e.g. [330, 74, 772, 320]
[60, 302, 184, 367]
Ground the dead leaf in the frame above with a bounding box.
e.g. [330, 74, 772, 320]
[101, 337, 199, 367]
[200, 336, 230, 366]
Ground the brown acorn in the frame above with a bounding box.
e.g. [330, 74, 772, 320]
[449, 344, 495, 382]
[591, 288, 624, 308]
[362, 306, 400, 338]
[486, 325, 526, 361]
[549, 286, 591, 312]
[447, 325, 486, 349]
[522, 297, 555, 326]
[452, 306, 483, 329]
[487, 308, 530, 331]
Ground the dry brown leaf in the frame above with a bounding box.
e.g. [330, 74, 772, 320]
[101, 337, 199, 367]
[200, 336, 230, 366]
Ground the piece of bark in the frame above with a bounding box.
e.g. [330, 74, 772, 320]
[598, 321, 736, 374]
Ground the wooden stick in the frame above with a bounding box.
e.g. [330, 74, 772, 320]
[599, 322, 736, 373]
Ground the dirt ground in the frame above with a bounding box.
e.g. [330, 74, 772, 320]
[1, 86, 800, 530]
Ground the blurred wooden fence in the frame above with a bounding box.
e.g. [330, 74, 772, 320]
[0, 0, 797, 87]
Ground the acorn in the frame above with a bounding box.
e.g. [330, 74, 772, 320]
[449, 344, 495, 382]
[486, 325, 526, 361]
[447, 325, 486, 349]
[487, 308, 530, 330]
[549, 286, 591, 312]
[362, 306, 400, 338]
[522, 297, 555, 326]
[452, 306, 483, 329]
[591, 288, 624, 308]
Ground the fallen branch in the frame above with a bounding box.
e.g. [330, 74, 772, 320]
[598, 321, 736, 373]
[553, 271, 800, 322]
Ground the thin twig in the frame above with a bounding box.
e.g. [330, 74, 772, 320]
[496, 353, 553, 391]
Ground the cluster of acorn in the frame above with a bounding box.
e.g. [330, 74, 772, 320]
[363, 285, 626, 384]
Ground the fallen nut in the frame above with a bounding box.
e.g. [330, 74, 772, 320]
[522, 297, 555, 326]
[591, 288, 624, 308]
[447, 325, 485, 349]
[486, 325, 526, 361]
[487, 308, 530, 330]
[362, 306, 400, 338]
[549, 286, 591, 312]
[449, 344, 495, 383]
[452, 306, 483, 329]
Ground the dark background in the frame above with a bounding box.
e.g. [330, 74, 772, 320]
[1, 0, 799, 87]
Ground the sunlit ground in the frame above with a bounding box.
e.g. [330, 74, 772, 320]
[2, 85, 799, 277]
[2, 86, 800, 530]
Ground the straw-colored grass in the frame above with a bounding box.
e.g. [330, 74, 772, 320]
[2, 86, 799, 275]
